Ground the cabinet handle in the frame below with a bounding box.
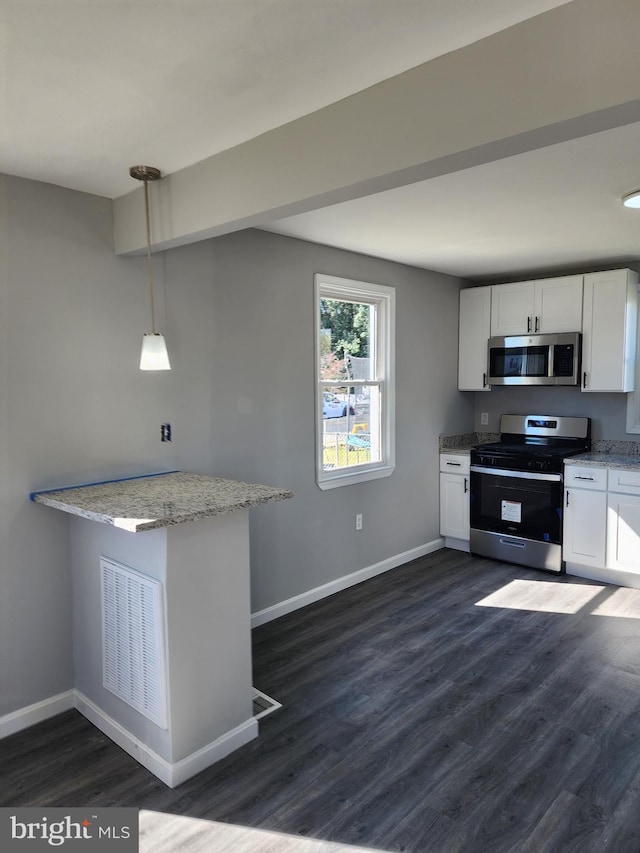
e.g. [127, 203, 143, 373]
[575, 476, 594, 481]
[566, 491, 570, 507]
[483, 372, 487, 388]
[446, 462, 462, 466]
[527, 316, 532, 333]
[535, 316, 540, 333]
[583, 371, 587, 389]
[464, 477, 469, 494]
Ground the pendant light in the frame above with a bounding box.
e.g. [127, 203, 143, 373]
[130, 165, 171, 370]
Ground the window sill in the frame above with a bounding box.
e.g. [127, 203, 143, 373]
[316, 464, 395, 491]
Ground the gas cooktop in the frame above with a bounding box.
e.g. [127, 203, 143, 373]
[471, 414, 591, 473]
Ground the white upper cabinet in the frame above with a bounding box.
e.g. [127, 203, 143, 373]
[535, 276, 584, 334]
[490, 276, 583, 337]
[490, 280, 535, 336]
[581, 269, 638, 392]
[458, 286, 491, 391]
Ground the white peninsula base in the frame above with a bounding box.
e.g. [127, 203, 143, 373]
[71, 510, 255, 788]
[32, 472, 292, 787]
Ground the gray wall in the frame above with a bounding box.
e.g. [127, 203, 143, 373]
[208, 230, 473, 612]
[1, 177, 472, 718]
[473, 387, 633, 439]
[0, 175, 218, 716]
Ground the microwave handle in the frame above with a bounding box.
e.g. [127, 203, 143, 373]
[548, 344, 555, 378]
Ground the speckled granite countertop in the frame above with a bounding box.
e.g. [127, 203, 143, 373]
[439, 432, 500, 455]
[441, 434, 640, 469]
[440, 446, 473, 456]
[32, 472, 293, 532]
[565, 453, 640, 471]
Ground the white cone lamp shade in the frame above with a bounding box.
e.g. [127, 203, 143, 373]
[130, 165, 171, 371]
[140, 333, 171, 370]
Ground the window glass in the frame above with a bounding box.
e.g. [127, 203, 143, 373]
[315, 275, 395, 489]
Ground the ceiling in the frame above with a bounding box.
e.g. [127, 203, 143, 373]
[263, 120, 640, 281]
[6, 0, 640, 281]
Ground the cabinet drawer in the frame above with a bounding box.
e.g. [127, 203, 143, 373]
[564, 466, 607, 490]
[608, 468, 640, 495]
[440, 454, 470, 475]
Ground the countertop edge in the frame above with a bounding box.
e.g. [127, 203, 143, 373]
[32, 473, 294, 532]
[565, 453, 640, 471]
[130, 491, 294, 532]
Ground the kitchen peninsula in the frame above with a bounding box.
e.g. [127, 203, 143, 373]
[31, 471, 293, 787]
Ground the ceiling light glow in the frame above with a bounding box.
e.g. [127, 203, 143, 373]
[622, 190, 640, 209]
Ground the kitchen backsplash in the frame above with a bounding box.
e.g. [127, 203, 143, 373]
[439, 432, 500, 452]
[591, 439, 640, 455]
[440, 433, 640, 455]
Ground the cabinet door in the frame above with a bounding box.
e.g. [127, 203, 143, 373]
[440, 473, 470, 540]
[490, 281, 535, 336]
[458, 286, 491, 391]
[535, 276, 583, 334]
[563, 487, 607, 567]
[582, 269, 638, 392]
[607, 492, 640, 573]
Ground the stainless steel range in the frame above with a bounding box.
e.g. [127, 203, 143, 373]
[470, 414, 591, 573]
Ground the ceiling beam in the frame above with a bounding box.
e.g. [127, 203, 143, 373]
[113, 0, 640, 255]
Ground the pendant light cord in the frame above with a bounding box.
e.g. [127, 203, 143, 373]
[143, 179, 157, 335]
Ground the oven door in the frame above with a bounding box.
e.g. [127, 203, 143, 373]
[469, 465, 565, 572]
[470, 465, 563, 544]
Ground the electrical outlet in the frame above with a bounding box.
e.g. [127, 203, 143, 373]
[355, 513, 363, 531]
[161, 423, 172, 442]
[481, 412, 489, 426]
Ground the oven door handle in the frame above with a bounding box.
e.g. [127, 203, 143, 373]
[470, 465, 562, 482]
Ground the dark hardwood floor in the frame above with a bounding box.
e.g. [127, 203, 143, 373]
[3, 549, 640, 852]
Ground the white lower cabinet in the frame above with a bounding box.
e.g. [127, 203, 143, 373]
[439, 454, 470, 550]
[563, 483, 607, 568]
[607, 479, 640, 574]
[564, 464, 640, 587]
[605, 469, 640, 576]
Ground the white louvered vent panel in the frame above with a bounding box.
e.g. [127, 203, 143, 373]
[100, 557, 168, 729]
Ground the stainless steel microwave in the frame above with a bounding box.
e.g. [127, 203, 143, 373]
[487, 332, 581, 386]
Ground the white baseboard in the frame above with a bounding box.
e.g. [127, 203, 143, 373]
[74, 691, 258, 788]
[251, 537, 445, 628]
[444, 536, 470, 552]
[565, 561, 640, 590]
[0, 540, 445, 757]
[0, 690, 75, 740]
[168, 716, 258, 788]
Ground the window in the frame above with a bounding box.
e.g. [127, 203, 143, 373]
[315, 273, 395, 489]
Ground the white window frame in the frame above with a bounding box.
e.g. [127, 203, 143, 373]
[314, 273, 395, 490]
